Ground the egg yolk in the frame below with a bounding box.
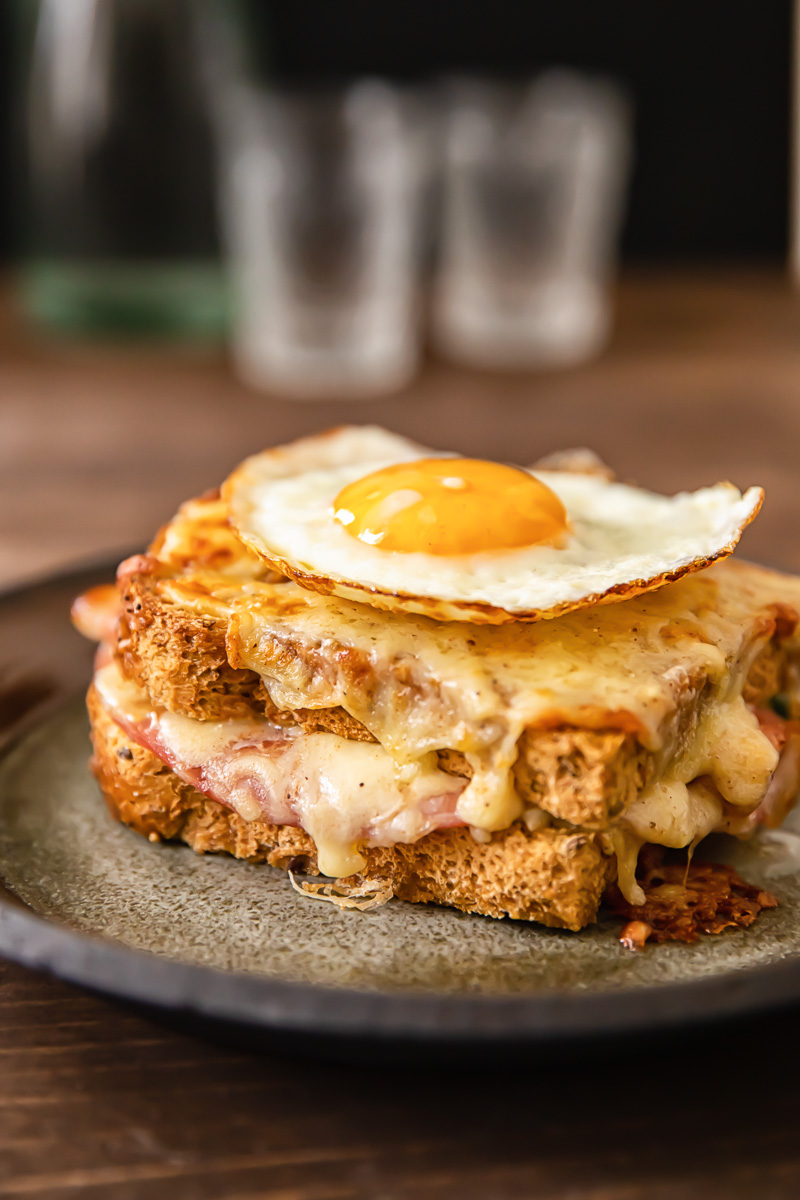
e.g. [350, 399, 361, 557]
[333, 458, 568, 555]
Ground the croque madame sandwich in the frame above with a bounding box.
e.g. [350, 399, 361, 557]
[72, 427, 800, 944]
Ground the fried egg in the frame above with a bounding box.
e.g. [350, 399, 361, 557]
[223, 426, 763, 624]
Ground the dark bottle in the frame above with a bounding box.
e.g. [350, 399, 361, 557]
[16, 0, 227, 338]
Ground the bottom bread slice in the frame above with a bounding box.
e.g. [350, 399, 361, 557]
[88, 686, 616, 931]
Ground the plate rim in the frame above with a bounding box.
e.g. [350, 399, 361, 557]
[3, 557, 800, 1044]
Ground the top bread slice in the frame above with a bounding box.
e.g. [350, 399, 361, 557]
[114, 494, 800, 837]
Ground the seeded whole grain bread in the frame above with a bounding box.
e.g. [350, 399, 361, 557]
[88, 685, 614, 930]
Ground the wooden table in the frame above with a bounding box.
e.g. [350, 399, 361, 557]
[3, 270, 800, 1197]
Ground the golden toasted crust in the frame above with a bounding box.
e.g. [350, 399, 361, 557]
[118, 565, 263, 720]
[88, 685, 615, 930]
[117, 567, 374, 739]
[514, 726, 647, 828]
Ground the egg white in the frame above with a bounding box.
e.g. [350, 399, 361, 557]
[224, 426, 763, 623]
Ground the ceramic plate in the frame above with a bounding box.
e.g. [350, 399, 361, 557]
[3, 562, 800, 1049]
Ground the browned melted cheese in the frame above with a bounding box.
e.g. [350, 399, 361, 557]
[151, 496, 280, 583]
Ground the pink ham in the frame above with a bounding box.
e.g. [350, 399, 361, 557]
[106, 701, 467, 842]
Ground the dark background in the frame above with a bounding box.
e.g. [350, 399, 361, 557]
[0, 0, 793, 264]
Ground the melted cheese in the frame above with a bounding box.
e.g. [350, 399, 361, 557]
[181, 558, 800, 842]
[95, 662, 153, 723]
[272, 735, 457, 876]
[96, 661, 463, 877]
[622, 685, 779, 851]
[153, 497, 275, 582]
[625, 779, 723, 849]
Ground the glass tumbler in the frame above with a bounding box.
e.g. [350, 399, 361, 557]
[217, 82, 429, 397]
[432, 73, 631, 370]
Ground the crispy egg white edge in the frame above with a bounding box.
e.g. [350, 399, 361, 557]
[225, 428, 763, 614]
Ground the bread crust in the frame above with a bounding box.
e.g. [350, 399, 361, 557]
[118, 567, 262, 719]
[118, 568, 375, 740]
[88, 685, 615, 931]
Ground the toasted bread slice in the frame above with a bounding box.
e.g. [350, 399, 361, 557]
[88, 684, 615, 930]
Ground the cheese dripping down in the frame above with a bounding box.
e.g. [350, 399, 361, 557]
[222, 563, 787, 863]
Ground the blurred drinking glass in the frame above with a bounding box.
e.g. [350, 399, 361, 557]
[216, 82, 429, 398]
[432, 73, 630, 370]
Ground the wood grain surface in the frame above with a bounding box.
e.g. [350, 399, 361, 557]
[2, 270, 800, 1197]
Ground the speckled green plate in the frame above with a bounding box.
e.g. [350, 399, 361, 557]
[3, 562, 800, 1048]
